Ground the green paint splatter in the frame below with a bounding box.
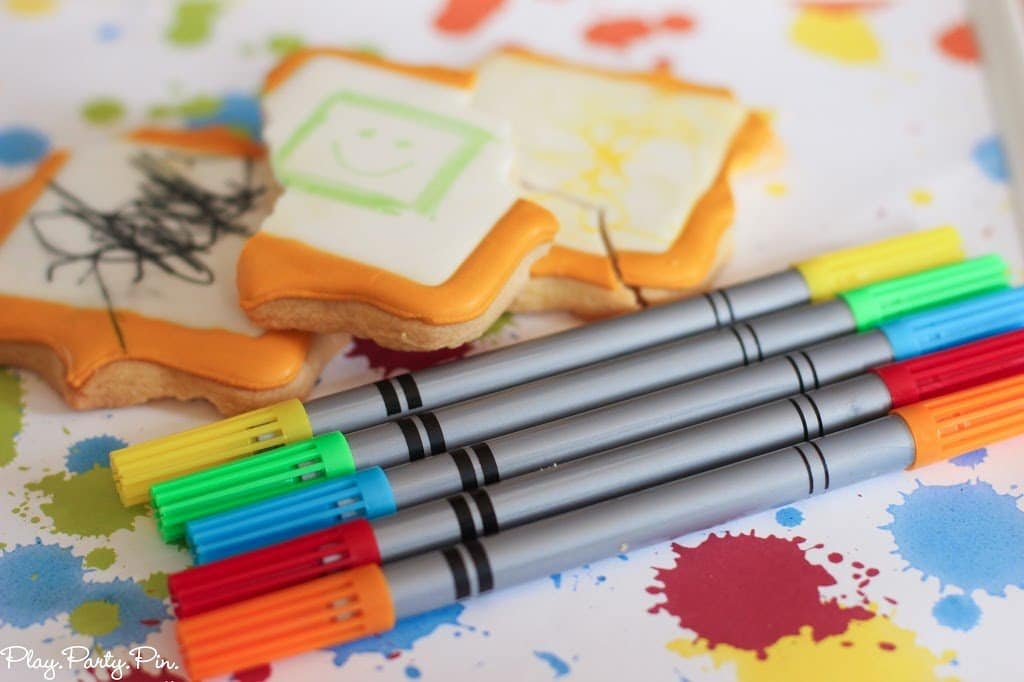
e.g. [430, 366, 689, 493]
[147, 94, 219, 121]
[25, 465, 146, 537]
[84, 547, 117, 570]
[141, 572, 169, 600]
[61, 425, 70, 435]
[166, 0, 221, 47]
[0, 369, 24, 467]
[69, 600, 120, 636]
[267, 33, 304, 57]
[81, 97, 125, 126]
[484, 312, 514, 337]
[0, 543, 7, 551]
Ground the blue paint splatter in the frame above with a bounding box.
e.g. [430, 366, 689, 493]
[405, 665, 422, 679]
[932, 594, 981, 631]
[185, 93, 263, 140]
[884, 481, 1024, 595]
[0, 541, 166, 647]
[329, 604, 465, 667]
[775, 506, 804, 527]
[550, 573, 562, 589]
[97, 22, 121, 42]
[0, 127, 50, 166]
[950, 448, 987, 469]
[65, 435, 126, 473]
[534, 651, 571, 678]
[972, 136, 1009, 182]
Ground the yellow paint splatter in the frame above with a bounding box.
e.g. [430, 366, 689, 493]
[790, 7, 881, 64]
[5, 0, 56, 16]
[765, 181, 788, 197]
[667, 614, 957, 682]
[909, 188, 933, 205]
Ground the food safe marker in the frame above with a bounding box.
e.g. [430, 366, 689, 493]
[167, 327, 1024, 613]
[175, 372, 1024, 680]
[111, 228, 962, 506]
[163, 261, 1010, 548]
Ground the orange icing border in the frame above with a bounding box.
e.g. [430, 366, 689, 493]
[263, 47, 476, 94]
[0, 135, 315, 391]
[237, 199, 558, 324]
[530, 245, 620, 289]
[615, 112, 773, 290]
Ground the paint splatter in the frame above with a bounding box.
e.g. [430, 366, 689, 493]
[937, 22, 978, 63]
[141, 571, 170, 599]
[345, 337, 470, 375]
[5, 0, 56, 16]
[534, 650, 571, 677]
[884, 481, 1024, 596]
[66, 434, 125, 473]
[232, 664, 272, 682]
[648, 534, 873, 658]
[404, 665, 422, 679]
[0, 542, 167, 647]
[909, 188, 932, 205]
[267, 33, 304, 57]
[776, 507, 804, 527]
[84, 666, 187, 682]
[765, 181, 788, 197]
[24, 436, 144, 537]
[932, 594, 981, 631]
[584, 14, 695, 49]
[150, 92, 262, 140]
[433, 0, 505, 34]
[950, 448, 987, 469]
[329, 604, 466, 666]
[96, 22, 121, 42]
[0, 126, 50, 166]
[667, 615, 957, 681]
[84, 547, 117, 570]
[972, 136, 1009, 182]
[790, 6, 881, 64]
[0, 369, 24, 467]
[166, 0, 221, 46]
[81, 97, 126, 126]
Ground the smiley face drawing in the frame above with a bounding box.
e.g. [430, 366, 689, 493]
[273, 90, 493, 216]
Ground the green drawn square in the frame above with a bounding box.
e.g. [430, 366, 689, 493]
[273, 90, 494, 216]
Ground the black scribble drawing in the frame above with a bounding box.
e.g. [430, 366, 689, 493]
[27, 152, 265, 351]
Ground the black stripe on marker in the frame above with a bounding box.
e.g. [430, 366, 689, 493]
[473, 443, 500, 485]
[375, 380, 401, 416]
[464, 540, 494, 593]
[397, 418, 425, 461]
[450, 449, 478, 491]
[395, 374, 422, 410]
[703, 293, 724, 327]
[789, 398, 811, 442]
[719, 288, 738, 324]
[728, 327, 751, 365]
[784, 354, 807, 393]
[742, 323, 765, 362]
[794, 445, 814, 494]
[442, 547, 470, 599]
[808, 440, 831, 489]
[419, 412, 446, 454]
[470, 489, 499, 535]
[805, 394, 826, 437]
[799, 351, 821, 389]
[447, 495, 477, 543]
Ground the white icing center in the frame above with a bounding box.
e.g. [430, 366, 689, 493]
[260, 56, 519, 286]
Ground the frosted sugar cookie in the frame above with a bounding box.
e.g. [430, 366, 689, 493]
[0, 128, 345, 415]
[472, 49, 771, 311]
[236, 48, 558, 350]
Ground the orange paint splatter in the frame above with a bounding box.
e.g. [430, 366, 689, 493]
[937, 22, 978, 63]
[433, 0, 505, 34]
[584, 13, 696, 49]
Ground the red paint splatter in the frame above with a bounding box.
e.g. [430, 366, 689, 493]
[828, 552, 843, 563]
[584, 13, 696, 49]
[345, 337, 470, 375]
[866, 568, 879, 577]
[884, 596, 898, 605]
[878, 641, 897, 651]
[841, 640, 854, 647]
[233, 664, 272, 682]
[84, 667, 187, 682]
[433, 0, 505, 34]
[139, 618, 161, 626]
[852, 561, 864, 569]
[647, 533, 874, 658]
[937, 22, 978, 63]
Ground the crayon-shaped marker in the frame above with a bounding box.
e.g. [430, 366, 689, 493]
[176, 280, 1021, 556]
[167, 328, 1024, 614]
[176, 372, 1024, 679]
[111, 228, 963, 506]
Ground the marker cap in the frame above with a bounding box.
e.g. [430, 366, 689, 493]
[896, 373, 1024, 467]
[795, 226, 963, 302]
[186, 467, 397, 564]
[873, 329, 1024, 408]
[110, 398, 312, 507]
[168, 518, 381, 618]
[177, 563, 394, 681]
[880, 286, 1024, 360]
[839, 254, 1008, 330]
[151, 432, 355, 543]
